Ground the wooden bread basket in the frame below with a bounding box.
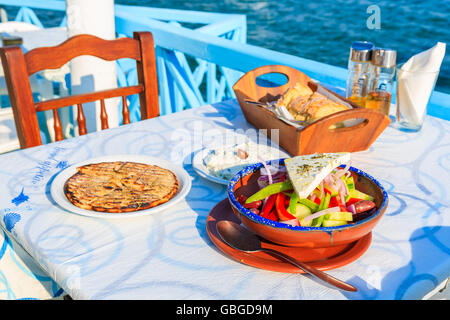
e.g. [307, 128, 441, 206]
[232, 65, 391, 156]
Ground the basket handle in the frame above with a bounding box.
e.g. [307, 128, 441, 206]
[233, 65, 311, 101]
[253, 65, 295, 93]
[302, 108, 391, 141]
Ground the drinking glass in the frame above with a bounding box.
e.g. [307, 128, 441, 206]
[394, 68, 439, 132]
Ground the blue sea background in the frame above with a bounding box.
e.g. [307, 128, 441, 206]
[4, 0, 449, 93]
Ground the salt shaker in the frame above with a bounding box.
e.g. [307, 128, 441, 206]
[365, 48, 397, 116]
[346, 41, 374, 107]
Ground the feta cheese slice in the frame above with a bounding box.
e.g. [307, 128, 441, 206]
[285, 152, 350, 199]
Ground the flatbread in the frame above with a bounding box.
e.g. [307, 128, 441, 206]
[302, 92, 349, 122]
[64, 161, 179, 213]
[276, 83, 349, 122]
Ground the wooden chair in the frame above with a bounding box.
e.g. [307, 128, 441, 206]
[0, 31, 159, 149]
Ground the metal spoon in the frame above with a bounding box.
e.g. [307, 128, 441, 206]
[244, 99, 268, 107]
[244, 99, 310, 126]
[216, 220, 357, 292]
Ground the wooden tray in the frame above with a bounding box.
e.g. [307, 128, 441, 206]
[232, 65, 391, 155]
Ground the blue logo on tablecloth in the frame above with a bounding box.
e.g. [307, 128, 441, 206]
[56, 161, 69, 169]
[11, 188, 29, 206]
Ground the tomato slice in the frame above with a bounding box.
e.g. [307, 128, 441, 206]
[330, 195, 348, 212]
[346, 198, 364, 206]
[329, 196, 338, 208]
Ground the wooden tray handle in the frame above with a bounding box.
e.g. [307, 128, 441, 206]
[233, 65, 311, 102]
[314, 108, 388, 131]
[299, 108, 391, 154]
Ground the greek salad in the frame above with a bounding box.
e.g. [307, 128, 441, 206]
[237, 153, 377, 228]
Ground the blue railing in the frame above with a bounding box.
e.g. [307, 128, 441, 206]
[0, 0, 247, 120]
[0, 0, 448, 121]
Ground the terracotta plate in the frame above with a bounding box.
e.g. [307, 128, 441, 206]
[207, 199, 372, 273]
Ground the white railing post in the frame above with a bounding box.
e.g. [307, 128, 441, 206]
[66, 0, 118, 133]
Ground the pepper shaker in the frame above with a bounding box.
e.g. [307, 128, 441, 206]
[365, 48, 397, 116]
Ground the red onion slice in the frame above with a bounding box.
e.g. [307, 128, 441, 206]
[319, 181, 324, 201]
[324, 173, 334, 186]
[260, 163, 286, 176]
[346, 204, 356, 215]
[257, 175, 269, 189]
[303, 206, 340, 223]
[334, 160, 352, 179]
[308, 193, 317, 202]
[258, 156, 273, 185]
[336, 178, 348, 196]
[339, 190, 347, 206]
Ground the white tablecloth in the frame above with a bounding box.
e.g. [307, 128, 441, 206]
[0, 99, 448, 300]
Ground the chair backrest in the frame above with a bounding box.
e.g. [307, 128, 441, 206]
[0, 31, 159, 149]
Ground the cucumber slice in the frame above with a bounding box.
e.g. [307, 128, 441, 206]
[312, 193, 331, 227]
[340, 176, 349, 194]
[349, 189, 374, 201]
[323, 193, 331, 209]
[300, 217, 313, 227]
[312, 215, 325, 227]
[292, 203, 312, 220]
[346, 176, 355, 191]
[289, 202, 313, 227]
[325, 212, 353, 221]
[298, 198, 319, 212]
[323, 220, 347, 227]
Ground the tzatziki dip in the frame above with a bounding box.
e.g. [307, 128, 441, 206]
[202, 142, 284, 180]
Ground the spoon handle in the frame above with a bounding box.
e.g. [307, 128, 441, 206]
[262, 248, 357, 292]
[244, 100, 267, 107]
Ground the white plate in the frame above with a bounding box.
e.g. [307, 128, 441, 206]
[50, 155, 192, 219]
[192, 148, 229, 185]
[192, 146, 290, 186]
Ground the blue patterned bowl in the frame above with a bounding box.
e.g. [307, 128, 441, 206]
[227, 158, 388, 248]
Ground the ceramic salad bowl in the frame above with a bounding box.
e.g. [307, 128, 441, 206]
[227, 158, 388, 248]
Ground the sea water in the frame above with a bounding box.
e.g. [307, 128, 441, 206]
[5, 0, 449, 93]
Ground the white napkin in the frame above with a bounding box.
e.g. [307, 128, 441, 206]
[267, 86, 354, 129]
[397, 42, 446, 125]
[263, 102, 304, 129]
